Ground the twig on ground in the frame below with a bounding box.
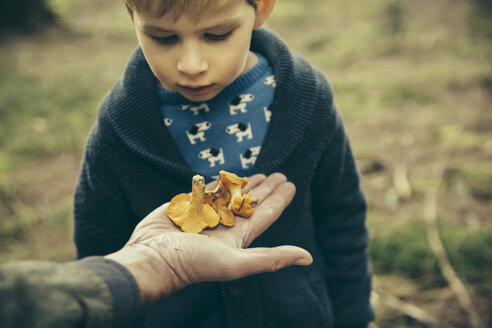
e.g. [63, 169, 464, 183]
[373, 289, 437, 326]
[422, 125, 486, 328]
[393, 163, 412, 200]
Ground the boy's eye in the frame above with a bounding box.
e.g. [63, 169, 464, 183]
[204, 31, 232, 42]
[150, 35, 179, 46]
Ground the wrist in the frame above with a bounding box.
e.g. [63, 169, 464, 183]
[105, 244, 179, 308]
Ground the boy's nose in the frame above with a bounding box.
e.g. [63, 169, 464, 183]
[177, 48, 208, 77]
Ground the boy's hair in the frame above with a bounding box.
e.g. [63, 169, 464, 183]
[125, 0, 259, 20]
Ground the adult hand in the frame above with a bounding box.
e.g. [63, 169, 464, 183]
[106, 173, 312, 308]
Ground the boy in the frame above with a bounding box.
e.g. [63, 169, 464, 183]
[74, 0, 375, 327]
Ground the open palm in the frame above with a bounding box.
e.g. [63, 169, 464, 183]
[108, 173, 312, 307]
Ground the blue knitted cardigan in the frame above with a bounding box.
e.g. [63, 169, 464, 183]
[74, 27, 374, 328]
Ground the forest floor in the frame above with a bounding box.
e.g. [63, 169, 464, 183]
[0, 0, 490, 327]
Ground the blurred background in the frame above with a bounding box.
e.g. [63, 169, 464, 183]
[0, 0, 490, 327]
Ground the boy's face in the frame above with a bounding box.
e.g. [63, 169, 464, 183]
[133, 1, 261, 102]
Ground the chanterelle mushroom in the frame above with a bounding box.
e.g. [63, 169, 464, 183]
[229, 190, 257, 218]
[167, 175, 220, 233]
[208, 171, 258, 219]
[204, 174, 236, 226]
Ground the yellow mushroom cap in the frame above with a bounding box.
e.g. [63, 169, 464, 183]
[229, 191, 258, 218]
[219, 170, 248, 189]
[166, 175, 220, 233]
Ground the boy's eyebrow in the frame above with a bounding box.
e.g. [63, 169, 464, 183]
[141, 18, 242, 34]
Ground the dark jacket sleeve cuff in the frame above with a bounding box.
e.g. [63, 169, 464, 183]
[75, 256, 141, 328]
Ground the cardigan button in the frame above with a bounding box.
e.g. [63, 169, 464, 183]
[228, 282, 249, 298]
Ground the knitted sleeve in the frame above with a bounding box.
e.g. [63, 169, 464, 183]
[73, 124, 136, 259]
[311, 108, 375, 328]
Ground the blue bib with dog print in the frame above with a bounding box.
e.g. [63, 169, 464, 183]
[158, 52, 275, 181]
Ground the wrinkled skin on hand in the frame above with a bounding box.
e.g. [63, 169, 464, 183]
[106, 173, 313, 309]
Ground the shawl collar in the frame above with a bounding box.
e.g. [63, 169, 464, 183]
[99, 46, 193, 180]
[249, 28, 320, 175]
[99, 28, 322, 181]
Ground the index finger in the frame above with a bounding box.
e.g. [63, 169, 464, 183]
[241, 180, 296, 247]
[248, 173, 287, 205]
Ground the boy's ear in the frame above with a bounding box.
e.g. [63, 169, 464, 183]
[254, 0, 276, 28]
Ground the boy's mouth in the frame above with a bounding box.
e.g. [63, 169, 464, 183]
[179, 84, 215, 96]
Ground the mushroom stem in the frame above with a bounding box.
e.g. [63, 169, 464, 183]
[191, 175, 206, 208]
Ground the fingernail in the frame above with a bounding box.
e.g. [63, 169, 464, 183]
[294, 258, 312, 266]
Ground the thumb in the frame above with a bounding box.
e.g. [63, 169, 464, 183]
[230, 246, 313, 279]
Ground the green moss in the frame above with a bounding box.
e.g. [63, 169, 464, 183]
[370, 223, 437, 278]
[370, 222, 492, 283]
[384, 83, 435, 107]
[462, 166, 492, 201]
[446, 230, 492, 283]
